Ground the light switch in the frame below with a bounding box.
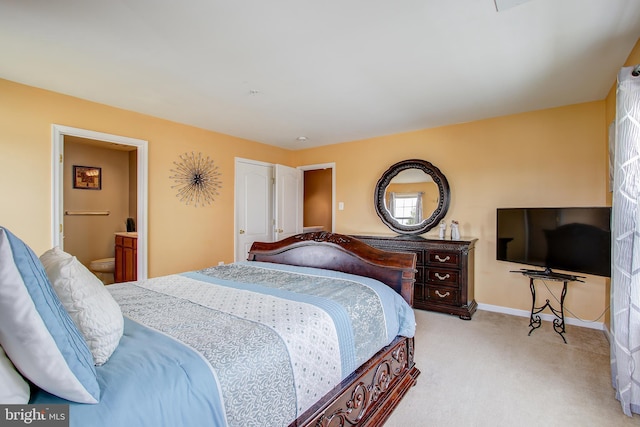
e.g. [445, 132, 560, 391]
[338, 202, 344, 210]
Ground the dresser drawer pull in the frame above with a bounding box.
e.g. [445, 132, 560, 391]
[435, 255, 451, 262]
[435, 290, 450, 298]
[434, 273, 451, 280]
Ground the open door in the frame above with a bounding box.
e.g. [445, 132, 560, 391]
[274, 164, 303, 240]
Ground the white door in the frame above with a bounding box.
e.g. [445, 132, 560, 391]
[235, 160, 273, 262]
[274, 164, 303, 240]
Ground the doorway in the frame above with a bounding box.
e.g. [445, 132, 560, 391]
[300, 163, 336, 233]
[234, 159, 335, 262]
[51, 125, 149, 280]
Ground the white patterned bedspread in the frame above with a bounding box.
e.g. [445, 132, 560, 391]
[107, 261, 416, 427]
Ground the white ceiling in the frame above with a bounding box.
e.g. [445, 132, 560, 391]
[1, 0, 639, 150]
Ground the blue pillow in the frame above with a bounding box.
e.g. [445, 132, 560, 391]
[0, 227, 100, 403]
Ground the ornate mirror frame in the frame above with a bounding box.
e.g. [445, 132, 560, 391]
[374, 159, 450, 235]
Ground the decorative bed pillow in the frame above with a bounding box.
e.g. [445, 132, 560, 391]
[40, 247, 124, 366]
[0, 227, 100, 404]
[0, 344, 30, 404]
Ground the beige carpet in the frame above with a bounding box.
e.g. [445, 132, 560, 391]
[385, 309, 639, 427]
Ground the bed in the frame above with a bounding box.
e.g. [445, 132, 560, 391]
[0, 229, 419, 427]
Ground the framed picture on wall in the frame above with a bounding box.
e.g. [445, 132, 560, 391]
[73, 165, 102, 190]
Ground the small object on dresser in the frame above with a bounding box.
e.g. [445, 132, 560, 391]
[451, 220, 460, 240]
[439, 220, 447, 239]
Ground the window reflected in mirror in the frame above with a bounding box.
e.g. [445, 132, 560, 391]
[385, 169, 439, 225]
[389, 193, 422, 225]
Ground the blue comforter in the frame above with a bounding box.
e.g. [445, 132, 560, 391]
[32, 262, 416, 427]
[30, 317, 225, 426]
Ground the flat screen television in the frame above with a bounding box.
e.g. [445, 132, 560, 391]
[496, 207, 611, 277]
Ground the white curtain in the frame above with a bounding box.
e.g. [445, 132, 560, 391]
[611, 64, 640, 416]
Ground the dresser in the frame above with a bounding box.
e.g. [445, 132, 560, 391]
[114, 232, 137, 283]
[352, 234, 477, 320]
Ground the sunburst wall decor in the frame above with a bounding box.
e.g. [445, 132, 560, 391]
[169, 152, 222, 207]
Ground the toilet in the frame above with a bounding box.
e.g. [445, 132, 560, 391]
[89, 257, 115, 285]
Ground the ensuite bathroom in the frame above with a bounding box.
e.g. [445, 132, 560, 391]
[63, 136, 138, 285]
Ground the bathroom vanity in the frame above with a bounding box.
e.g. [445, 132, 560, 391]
[114, 232, 137, 283]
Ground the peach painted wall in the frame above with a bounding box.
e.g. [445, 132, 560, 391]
[293, 101, 609, 322]
[0, 78, 292, 277]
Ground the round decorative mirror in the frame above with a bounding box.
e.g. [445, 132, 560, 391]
[374, 159, 450, 235]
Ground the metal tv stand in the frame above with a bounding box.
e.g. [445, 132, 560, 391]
[511, 268, 584, 344]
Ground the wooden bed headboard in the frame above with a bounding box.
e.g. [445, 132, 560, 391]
[247, 232, 417, 306]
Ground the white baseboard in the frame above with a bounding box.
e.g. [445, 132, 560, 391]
[477, 303, 605, 331]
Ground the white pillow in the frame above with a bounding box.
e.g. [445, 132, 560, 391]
[0, 344, 30, 404]
[40, 248, 124, 366]
[0, 227, 100, 404]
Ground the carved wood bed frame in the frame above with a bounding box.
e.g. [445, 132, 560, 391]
[248, 232, 420, 427]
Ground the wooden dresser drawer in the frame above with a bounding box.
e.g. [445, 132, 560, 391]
[426, 285, 459, 305]
[426, 250, 460, 267]
[425, 268, 459, 286]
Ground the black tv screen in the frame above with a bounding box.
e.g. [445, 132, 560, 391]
[496, 207, 611, 277]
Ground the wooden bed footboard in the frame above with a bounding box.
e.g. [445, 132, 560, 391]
[290, 336, 419, 427]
